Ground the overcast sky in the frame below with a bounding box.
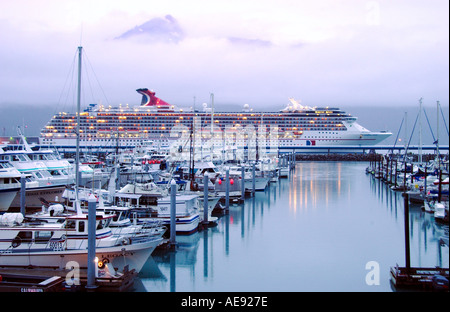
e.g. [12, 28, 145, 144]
[0, 0, 448, 110]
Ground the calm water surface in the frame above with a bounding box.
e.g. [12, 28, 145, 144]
[134, 162, 449, 292]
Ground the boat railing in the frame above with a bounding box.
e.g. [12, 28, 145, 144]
[110, 220, 166, 245]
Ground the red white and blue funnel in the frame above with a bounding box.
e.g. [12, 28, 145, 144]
[136, 88, 171, 106]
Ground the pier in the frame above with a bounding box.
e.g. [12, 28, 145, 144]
[366, 152, 449, 291]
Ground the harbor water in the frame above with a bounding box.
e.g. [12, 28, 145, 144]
[134, 161, 449, 292]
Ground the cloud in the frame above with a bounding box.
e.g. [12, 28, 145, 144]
[0, 1, 448, 111]
[227, 37, 273, 47]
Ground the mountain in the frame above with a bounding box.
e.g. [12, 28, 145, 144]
[116, 15, 185, 43]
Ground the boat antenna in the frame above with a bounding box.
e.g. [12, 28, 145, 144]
[17, 126, 33, 153]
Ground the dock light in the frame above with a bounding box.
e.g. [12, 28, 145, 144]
[95, 257, 99, 277]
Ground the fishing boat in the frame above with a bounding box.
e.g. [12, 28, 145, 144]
[113, 191, 200, 235]
[0, 160, 22, 211]
[0, 159, 67, 210]
[0, 211, 162, 273]
[0, 137, 70, 209]
[228, 165, 270, 191]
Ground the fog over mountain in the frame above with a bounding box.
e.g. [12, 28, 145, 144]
[115, 15, 185, 43]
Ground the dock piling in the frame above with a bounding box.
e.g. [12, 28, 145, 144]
[86, 194, 97, 291]
[169, 179, 177, 248]
[203, 173, 209, 225]
[252, 163, 256, 195]
[403, 193, 411, 272]
[225, 167, 230, 212]
[241, 166, 245, 202]
[20, 174, 26, 216]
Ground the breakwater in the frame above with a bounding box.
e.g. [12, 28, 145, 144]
[294, 152, 444, 162]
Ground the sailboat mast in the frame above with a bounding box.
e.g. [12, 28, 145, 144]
[437, 100, 440, 169]
[75, 46, 82, 203]
[418, 98, 422, 163]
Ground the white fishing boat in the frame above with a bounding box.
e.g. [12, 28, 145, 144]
[0, 211, 162, 273]
[113, 192, 200, 235]
[0, 145, 68, 209]
[214, 174, 242, 200]
[228, 165, 270, 191]
[95, 204, 167, 239]
[434, 202, 448, 222]
[0, 160, 22, 211]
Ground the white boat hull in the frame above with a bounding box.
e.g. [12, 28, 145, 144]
[10, 185, 66, 209]
[244, 177, 270, 191]
[142, 214, 200, 235]
[0, 188, 19, 211]
[0, 237, 162, 273]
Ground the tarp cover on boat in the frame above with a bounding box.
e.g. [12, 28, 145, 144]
[0, 213, 24, 226]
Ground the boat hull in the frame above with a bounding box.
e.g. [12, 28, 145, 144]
[151, 214, 200, 235]
[9, 185, 66, 209]
[0, 237, 162, 273]
[0, 188, 20, 211]
[244, 177, 270, 191]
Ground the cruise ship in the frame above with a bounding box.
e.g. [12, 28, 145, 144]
[39, 88, 392, 153]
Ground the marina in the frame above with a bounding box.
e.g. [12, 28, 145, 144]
[0, 46, 448, 292]
[132, 161, 448, 292]
[0, 82, 448, 292]
[1, 0, 449, 299]
[1, 117, 449, 293]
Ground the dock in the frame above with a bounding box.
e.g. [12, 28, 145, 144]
[390, 265, 449, 291]
[0, 265, 137, 292]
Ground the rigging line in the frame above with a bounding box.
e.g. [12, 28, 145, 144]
[390, 115, 404, 154]
[82, 50, 111, 107]
[81, 53, 96, 106]
[55, 48, 78, 116]
[439, 103, 449, 136]
[403, 111, 419, 162]
[422, 108, 436, 142]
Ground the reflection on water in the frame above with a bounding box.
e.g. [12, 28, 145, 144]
[289, 162, 344, 214]
[135, 162, 449, 292]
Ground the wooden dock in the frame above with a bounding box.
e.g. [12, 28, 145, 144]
[0, 265, 137, 292]
[0, 273, 65, 292]
[390, 264, 449, 291]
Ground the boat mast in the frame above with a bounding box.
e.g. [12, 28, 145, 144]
[418, 98, 422, 163]
[436, 100, 440, 169]
[75, 46, 82, 214]
[403, 111, 407, 157]
[190, 96, 196, 188]
[210, 93, 214, 161]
